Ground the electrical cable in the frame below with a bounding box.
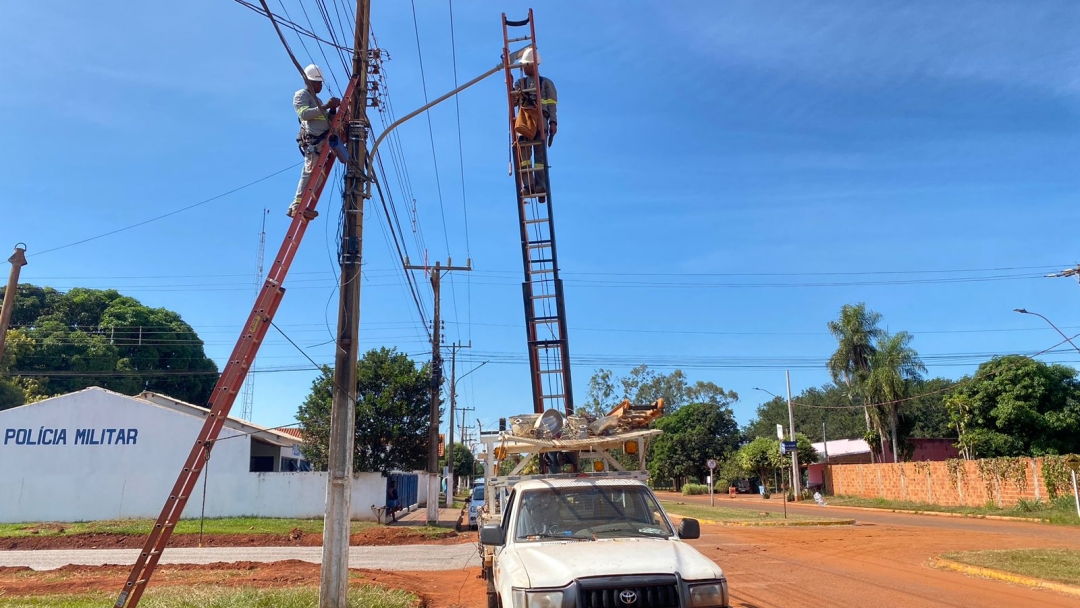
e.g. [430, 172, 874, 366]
[448, 0, 473, 348]
[31, 163, 301, 257]
[409, 0, 459, 328]
[232, 0, 353, 52]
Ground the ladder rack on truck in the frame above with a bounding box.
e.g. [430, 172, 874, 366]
[479, 428, 662, 520]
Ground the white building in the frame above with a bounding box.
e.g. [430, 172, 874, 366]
[0, 387, 425, 523]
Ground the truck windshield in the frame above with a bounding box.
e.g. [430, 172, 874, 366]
[472, 486, 485, 502]
[514, 485, 674, 541]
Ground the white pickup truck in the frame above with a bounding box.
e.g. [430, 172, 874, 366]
[479, 477, 730, 608]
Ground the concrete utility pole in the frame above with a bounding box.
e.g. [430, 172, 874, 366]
[405, 259, 471, 523]
[786, 370, 800, 500]
[443, 341, 470, 506]
[320, 0, 370, 605]
[0, 244, 27, 364]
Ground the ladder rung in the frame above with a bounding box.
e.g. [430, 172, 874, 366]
[521, 192, 547, 199]
[530, 258, 554, 264]
[541, 394, 566, 399]
[528, 240, 552, 249]
[531, 340, 564, 347]
[508, 36, 531, 43]
[538, 369, 564, 375]
[532, 293, 556, 299]
[517, 140, 543, 147]
[518, 166, 545, 173]
[532, 316, 560, 323]
[524, 217, 549, 225]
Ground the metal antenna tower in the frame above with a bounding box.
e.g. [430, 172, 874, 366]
[239, 208, 269, 421]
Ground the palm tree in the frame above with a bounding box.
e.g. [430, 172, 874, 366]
[867, 331, 926, 463]
[826, 304, 886, 449]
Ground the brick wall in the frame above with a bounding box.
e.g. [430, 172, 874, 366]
[824, 458, 1052, 508]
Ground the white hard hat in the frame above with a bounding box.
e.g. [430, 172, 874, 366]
[304, 64, 324, 82]
[520, 47, 541, 65]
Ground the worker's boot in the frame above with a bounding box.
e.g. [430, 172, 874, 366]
[287, 202, 319, 221]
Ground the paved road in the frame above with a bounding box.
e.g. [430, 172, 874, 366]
[0, 543, 481, 572]
[658, 491, 1080, 542]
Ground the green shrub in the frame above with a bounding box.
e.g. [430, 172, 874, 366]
[1015, 498, 1049, 513]
[714, 479, 730, 492]
[681, 483, 710, 495]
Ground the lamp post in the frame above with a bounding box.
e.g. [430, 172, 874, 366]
[753, 377, 801, 500]
[1014, 309, 1080, 356]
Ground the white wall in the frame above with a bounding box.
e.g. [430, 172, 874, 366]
[0, 388, 393, 523]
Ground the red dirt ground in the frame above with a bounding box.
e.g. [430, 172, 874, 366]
[1, 526, 468, 551]
[0, 561, 486, 607]
[5, 508, 1080, 607]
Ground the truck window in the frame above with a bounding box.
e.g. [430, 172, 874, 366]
[515, 485, 673, 541]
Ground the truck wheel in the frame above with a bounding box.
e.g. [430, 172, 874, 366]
[487, 592, 500, 608]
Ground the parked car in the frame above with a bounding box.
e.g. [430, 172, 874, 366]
[468, 483, 486, 529]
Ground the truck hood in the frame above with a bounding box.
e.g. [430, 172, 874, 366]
[506, 538, 724, 588]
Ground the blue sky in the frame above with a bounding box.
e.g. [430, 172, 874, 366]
[2, 0, 1078, 442]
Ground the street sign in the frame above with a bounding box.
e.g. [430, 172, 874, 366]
[707, 458, 717, 470]
[1066, 455, 1080, 472]
[776, 424, 785, 440]
[781, 441, 797, 455]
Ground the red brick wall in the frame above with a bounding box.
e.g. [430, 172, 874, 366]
[823, 458, 1051, 508]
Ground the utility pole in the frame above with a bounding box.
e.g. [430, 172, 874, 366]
[405, 258, 471, 523]
[443, 341, 470, 506]
[0, 244, 27, 364]
[786, 370, 800, 500]
[320, 0, 371, 605]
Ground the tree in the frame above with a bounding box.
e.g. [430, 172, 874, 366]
[579, 366, 737, 417]
[296, 348, 431, 473]
[945, 355, 1080, 458]
[826, 303, 885, 440]
[903, 378, 955, 439]
[866, 331, 926, 462]
[744, 384, 866, 442]
[648, 401, 740, 487]
[0, 284, 218, 404]
[448, 443, 476, 480]
[736, 435, 818, 492]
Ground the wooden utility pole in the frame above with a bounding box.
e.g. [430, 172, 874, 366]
[320, 0, 370, 604]
[405, 258, 470, 523]
[0, 244, 27, 364]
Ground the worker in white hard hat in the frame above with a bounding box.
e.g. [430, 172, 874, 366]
[289, 64, 341, 220]
[512, 47, 557, 197]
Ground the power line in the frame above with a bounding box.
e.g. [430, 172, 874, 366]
[408, 0, 460, 333]
[447, 0, 472, 350]
[31, 163, 300, 257]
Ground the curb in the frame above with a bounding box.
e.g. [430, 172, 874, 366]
[700, 518, 856, 528]
[933, 557, 1080, 598]
[829, 504, 1047, 523]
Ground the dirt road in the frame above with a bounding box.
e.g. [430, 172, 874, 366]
[668, 492, 1080, 607]
[4, 498, 1078, 606]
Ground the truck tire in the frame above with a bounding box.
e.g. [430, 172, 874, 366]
[487, 592, 500, 608]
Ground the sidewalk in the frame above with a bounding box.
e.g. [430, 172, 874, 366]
[391, 505, 463, 528]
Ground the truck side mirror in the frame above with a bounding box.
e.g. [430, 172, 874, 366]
[678, 518, 700, 540]
[480, 523, 506, 546]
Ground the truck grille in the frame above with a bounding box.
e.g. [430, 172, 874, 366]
[580, 583, 679, 608]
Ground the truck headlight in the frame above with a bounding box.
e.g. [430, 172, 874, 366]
[689, 581, 728, 607]
[525, 590, 563, 608]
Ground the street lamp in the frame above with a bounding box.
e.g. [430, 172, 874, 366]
[753, 374, 801, 501]
[752, 387, 779, 399]
[1013, 309, 1080, 356]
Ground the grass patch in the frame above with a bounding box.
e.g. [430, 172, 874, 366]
[0, 518, 380, 538]
[660, 501, 847, 525]
[0, 585, 416, 608]
[827, 495, 1080, 525]
[943, 549, 1080, 587]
